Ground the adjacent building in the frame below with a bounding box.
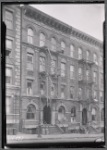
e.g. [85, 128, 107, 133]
[3, 4, 104, 135]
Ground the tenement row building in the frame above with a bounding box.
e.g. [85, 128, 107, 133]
[3, 4, 104, 135]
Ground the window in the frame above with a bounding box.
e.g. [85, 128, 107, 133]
[93, 90, 97, 99]
[51, 37, 56, 51]
[6, 39, 13, 56]
[78, 67, 82, 80]
[27, 53, 33, 70]
[40, 32, 45, 47]
[6, 39, 13, 50]
[39, 56, 45, 72]
[51, 84, 55, 97]
[61, 41, 65, 52]
[70, 86, 74, 99]
[40, 82, 45, 95]
[71, 107, 76, 123]
[78, 88, 82, 99]
[27, 28, 33, 44]
[70, 44, 74, 58]
[70, 65, 74, 79]
[27, 80, 33, 95]
[93, 71, 97, 84]
[100, 91, 103, 101]
[61, 85, 65, 98]
[93, 53, 98, 64]
[86, 69, 89, 80]
[91, 108, 96, 121]
[86, 50, 90, 61]
[100, 73, 103, 88]
[100, 56, 103, 67]
[6, 96, 11, 114]
[51, 59, 56, 74]
[101, 108, 104, 121]
[86, 88, 90, 99]
[78, 47, 82, 59]
[58, 106, 66, 123]
[6, 68, 12, 84]
[26, 104, 36, 119]
[61, 62, 66, 77]
[5, 10, 13, 29]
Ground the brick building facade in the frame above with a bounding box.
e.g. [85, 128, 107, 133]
[3, 5, 104, 135]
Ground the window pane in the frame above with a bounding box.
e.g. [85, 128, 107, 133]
[61, 41, 65, 50]
[51, 38, 56, 51]
[6, 39, 13, 50]
[61, 63, 65, 77]
[51, 59, 56, 74]
[6, 97, 11, 114]
[27, 80, 33, 95]
[70, 45, 74, 57]
[6, 68, 12, 84]
[5, 10, 13, 29]
[40, 33, 45, 47]
[70, 65, 74, 79]
[86, 50, 90, 60]
[78, 48, 82, 59]
[40, 56, 45, 71]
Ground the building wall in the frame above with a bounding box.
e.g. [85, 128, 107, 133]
[3, 4, 21, 134]
[21, 5, 104, 132]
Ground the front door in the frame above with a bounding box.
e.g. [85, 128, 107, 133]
[43, 105, 51, 124]
[82, 108, 87, 125]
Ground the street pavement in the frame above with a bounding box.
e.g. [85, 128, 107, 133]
[7, 133, 104, 144]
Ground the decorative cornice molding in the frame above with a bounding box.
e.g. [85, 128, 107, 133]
[23, 6, 72, 35]
[23, 5, 103, 49]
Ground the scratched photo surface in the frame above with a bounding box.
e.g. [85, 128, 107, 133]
[3, 3, 105, 145]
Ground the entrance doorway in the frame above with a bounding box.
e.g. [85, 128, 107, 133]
[43, 105, 51, 124]
[82, 108, 87, 125]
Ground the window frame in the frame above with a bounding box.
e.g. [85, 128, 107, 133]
[70, 65, 74, 79]
[27, 80, 33, 95]
[5, 10, 13, 29]
[70, 44, 74, 58]
[61, 85, 65, 99]
[78, 47, 82, 60]
[40, 32, 46, 47]
[51, 37, 57, 51]
[39, 56, 46, 72]
[27, 28, 34, 44]
[61, 62, 66, 77]
[6, 67, 12, 84]
[26, 104, 36, 120]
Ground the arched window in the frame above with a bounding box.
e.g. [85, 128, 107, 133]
[91, 108, 97, 121]
[78, 87, 82, 99]
[70, 44, 74, 58]
[51, 37, 56, 51]
[71, 107, 76, 123]
[27, 28, 33, 44]
[86, 50, 90, 61]
[40, 32, 45, 47]
[86, 69, 89, 80]
[26, 104, 36, 119]
[61, 41, 65, 52]
[78, 48, 82, 59]
[58, 106, 66, 123]
[93, 53, 98, 64]
[78, 67, 82, 80]
[101, 108, 104, 121]
[93, 71, 97, 84]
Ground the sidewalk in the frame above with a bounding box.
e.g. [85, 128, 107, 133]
[7, 133, 104, 141]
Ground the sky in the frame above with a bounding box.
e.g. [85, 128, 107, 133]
[30, 4, 105, 41]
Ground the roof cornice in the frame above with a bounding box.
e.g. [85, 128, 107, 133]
[23, 5, 72, 35]
[23, 5, 103, 49]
